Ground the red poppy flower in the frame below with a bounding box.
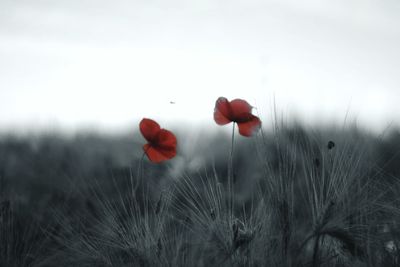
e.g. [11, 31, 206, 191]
[139, 118, 177, 163]
[214, 97, 261, 137]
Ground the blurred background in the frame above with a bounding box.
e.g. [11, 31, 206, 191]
[1, 0, 400, 134]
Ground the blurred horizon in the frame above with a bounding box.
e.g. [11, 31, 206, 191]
[1, 0, 399, 134]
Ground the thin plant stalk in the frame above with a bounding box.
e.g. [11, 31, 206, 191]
[133, 151, 146, 195]
[228, 123, 236, 220]
[312, 235, 321, 267]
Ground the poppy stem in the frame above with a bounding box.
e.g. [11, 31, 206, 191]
[133, 151, 146, 195]
[228, 122, 236, 220]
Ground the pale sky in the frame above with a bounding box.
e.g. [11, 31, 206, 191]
[1, 0, 399, 133]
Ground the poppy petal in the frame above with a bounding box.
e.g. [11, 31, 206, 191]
[237, 114, 261, 137]
[229, 99, 252, 120]
[143, 144, 176, 163]
[155, 129, 177, 149]
[214, 97, 232, 125]
[140, 118, 161, 142]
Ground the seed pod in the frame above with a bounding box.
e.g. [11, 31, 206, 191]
[234, 229, 254, 250]
[327, 141, 335, 150]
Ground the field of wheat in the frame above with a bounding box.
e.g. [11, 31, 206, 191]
[0, 115, 400, 267]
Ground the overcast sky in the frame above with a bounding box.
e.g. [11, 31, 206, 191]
[1, 0, 399, 133]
